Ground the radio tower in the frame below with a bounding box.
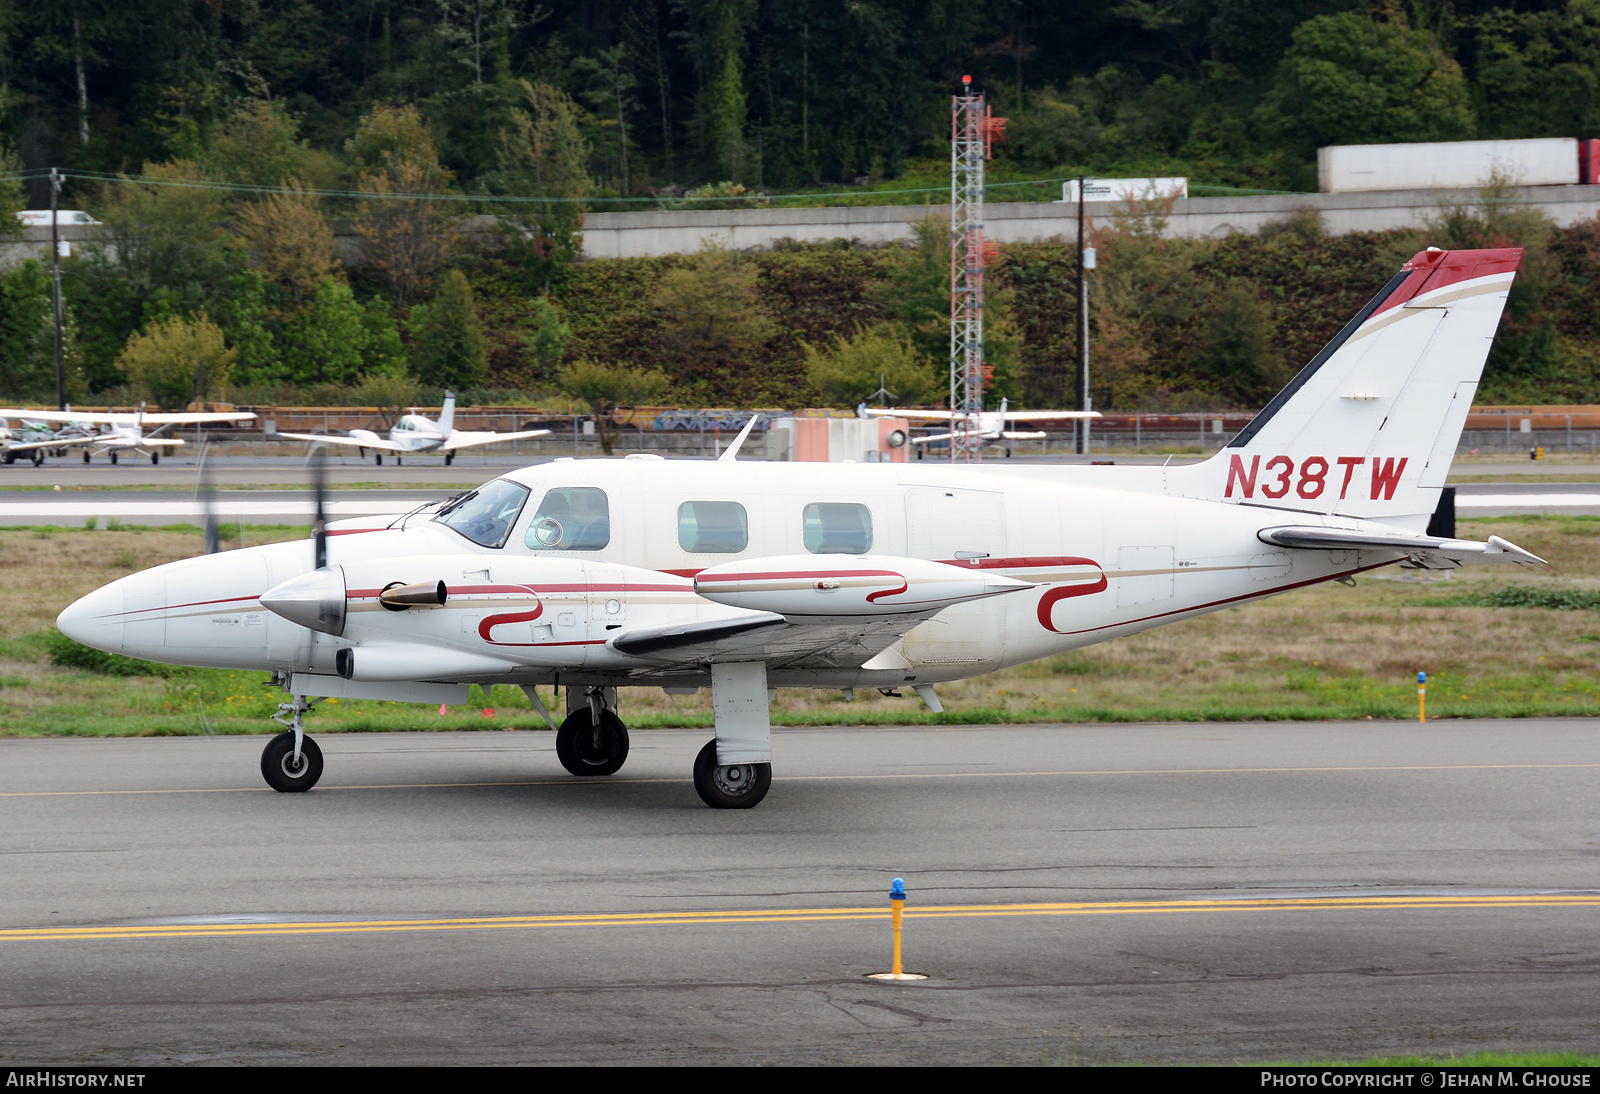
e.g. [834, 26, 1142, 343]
[949, 77, 1004, 461]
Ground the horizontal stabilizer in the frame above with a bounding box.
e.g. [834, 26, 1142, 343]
[1258, 525, 1546, 568]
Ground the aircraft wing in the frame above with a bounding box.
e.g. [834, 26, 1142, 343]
[999, 430, 1047, 440]
[275, 432, 412, 452]
[5, 435, 96, 452]
[862, 408, 956, 421]
[999, 410, 1101, 421]
[610, 610, 944, 673]
[438, 429, 552, 452]
[1258, 526, 1547, 568]
[0, 409, 254, 425]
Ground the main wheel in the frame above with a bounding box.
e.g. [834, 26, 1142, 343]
[109, 451, 118, 465]
[30, 449, 43, 466]
[374, 453, 382, 466]
[260, 731, 324, 792]
[692, 740, 771, 809]
[555, 708, 629, 776]
[82, 450, 90, 464]
[150, 452, 159, 465]
[444, 451, 454, 465]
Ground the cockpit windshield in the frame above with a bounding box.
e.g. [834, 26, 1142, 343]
[433, 479, 530, 548]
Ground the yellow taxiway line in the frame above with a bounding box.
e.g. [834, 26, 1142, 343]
[4, 893, 1597, 943]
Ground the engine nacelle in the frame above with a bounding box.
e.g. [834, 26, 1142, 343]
[693, 554, 1031, 618]
[335, 644, 518, 682]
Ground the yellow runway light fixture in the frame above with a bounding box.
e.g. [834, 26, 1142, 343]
[869, 877, 927, 981]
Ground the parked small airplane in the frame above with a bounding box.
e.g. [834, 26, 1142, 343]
[277, 392, 551, 465]
[58, 247, 1540, 810]
[0, 407, 256, 465]
[860, 398, 1099, 452]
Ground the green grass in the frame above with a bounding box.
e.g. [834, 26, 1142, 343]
[1412, 585, 1600, 611]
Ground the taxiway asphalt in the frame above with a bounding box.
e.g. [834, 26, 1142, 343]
[1, 719, 1597, 1065]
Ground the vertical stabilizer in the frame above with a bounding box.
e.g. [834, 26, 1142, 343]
[1167, 247, 1521, 528]
[438, 391, 457, 434]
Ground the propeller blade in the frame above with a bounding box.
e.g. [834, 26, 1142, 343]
[311, 451, 328, 569]
[196, 443, 220, 554]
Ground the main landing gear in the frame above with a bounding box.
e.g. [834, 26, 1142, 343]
[692, 741, 771, 809]
[262, 695, 324, 792]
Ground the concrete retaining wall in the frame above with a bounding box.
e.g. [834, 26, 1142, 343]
[6, 183, 1596, 270]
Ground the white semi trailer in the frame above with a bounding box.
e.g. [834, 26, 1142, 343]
[1319, 137, 1593, 193]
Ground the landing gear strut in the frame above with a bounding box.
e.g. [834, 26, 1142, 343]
[262, 695, 324, 792]
[555, 686, 629, 776]
[694, 662, 774, 809]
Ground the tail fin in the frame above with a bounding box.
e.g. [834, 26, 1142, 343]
[1169, 247, 1521, 528]
[438, 391, 457, 434]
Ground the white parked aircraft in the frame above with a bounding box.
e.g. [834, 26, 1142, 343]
[58, 247, 1541, 809]
[277, 392, 551, 465]
[0, 407, 256, 465]
[860, 397, 1099, 450]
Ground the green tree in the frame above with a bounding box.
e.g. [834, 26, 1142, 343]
[871, 212, 952, 365]
[235, 178, 340, 312]
[520, 295, 572, 386]
[348, 105, 458, 307]
[1471, 0, 1600, 141]
[802, 324, 941, 408]
[117, 313, 236, 410]
[651, 241, 776, 359]
[197, 98, 342, 191]
[1188, 282, 1287, 408]
[0, 143, 25, 236]
[407, 269, 488, 389]
[1259, 13, 1475, 150]
[686, 0, 756, 182]
[557, 358, 670, 454]
[0, 260, 85, 401]
[280, 279, 372, 385]
[495, 80, 591, 288]
[92, 159, 239, 316]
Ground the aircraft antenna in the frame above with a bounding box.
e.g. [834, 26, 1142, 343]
[949, 79, 1003, 462]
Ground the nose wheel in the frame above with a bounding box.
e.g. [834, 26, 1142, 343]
[555, 707, 629, 776]
[693, 740, 771, 809]
[261, 731, 323, 792]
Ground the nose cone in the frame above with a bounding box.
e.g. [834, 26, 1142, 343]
[57, 582, 127, 653]
[260, 566, 347, 636]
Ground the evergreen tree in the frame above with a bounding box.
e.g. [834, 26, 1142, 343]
[407, 269, 488, 390]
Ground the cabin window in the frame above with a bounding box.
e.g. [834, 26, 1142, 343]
[678, 501, 748, 553]
[802, 502, 873, 554]
[434, 478, 530, 549]
[524, 487, 611, 551]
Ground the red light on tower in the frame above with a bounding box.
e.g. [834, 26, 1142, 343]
[962, 75, 971, 87]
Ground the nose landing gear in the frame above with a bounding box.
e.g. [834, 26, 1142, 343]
[262, 695, 325, 792]
[555, 686, 630, 776]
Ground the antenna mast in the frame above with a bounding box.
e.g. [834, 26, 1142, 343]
[949, 77, 1003, 462]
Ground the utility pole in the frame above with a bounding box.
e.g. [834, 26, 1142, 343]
[49, 167, 66, 411]
[1074, 175, 1089, 453]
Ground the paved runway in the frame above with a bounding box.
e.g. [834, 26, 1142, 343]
[2, 720, 1598, 1065]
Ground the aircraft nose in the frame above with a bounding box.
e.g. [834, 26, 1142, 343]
[56, 582, 126, 653]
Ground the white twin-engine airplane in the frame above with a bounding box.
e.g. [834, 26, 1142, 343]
[276, 391, 551, 466]
[58, 247, 1543, 809]
[0, 407, 257, 465]
[860, 397, 1099, 447]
